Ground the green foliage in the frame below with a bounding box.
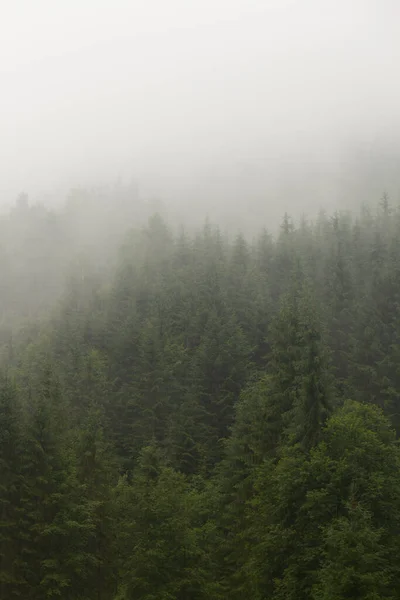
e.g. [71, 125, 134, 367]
[0, 375, 22, 598]
[113, 446, 211, 600]
[3, 198, 400, 598]
[239, 400, 400, 599]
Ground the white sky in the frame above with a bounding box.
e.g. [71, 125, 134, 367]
[0, 1, 296, 70]
[0, 0, 399, 213]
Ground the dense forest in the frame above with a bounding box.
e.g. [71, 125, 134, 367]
[1, 190, 400, 599]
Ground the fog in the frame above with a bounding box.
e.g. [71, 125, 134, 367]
[1, 0, 400, 228]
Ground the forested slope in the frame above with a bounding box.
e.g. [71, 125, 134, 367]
[1, 194, 400, 598]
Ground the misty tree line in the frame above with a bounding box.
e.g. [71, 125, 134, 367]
[1, 191, 400, 598]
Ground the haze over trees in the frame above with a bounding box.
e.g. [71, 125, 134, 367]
[1, 2, 400, 598]
[0, 190, 400, 598]
[1, 1, 400, 227]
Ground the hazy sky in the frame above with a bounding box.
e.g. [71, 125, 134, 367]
[1, 0, 399, 219]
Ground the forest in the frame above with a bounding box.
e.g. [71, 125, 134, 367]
[1, 190, 400, 599]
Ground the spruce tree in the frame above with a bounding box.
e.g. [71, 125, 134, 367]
[0, 375, 22, 599]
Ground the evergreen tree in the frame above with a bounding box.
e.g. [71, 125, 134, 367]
[113, 444, 208, 600]
[0, 375, 22, 598]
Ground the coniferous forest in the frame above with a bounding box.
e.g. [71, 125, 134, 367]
[2, 191, 400, 599]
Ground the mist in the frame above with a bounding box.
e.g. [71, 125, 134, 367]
[1, 0, 400, 228]
[4, 4, 400, 595]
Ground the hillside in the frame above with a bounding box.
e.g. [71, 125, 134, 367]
[1, 195, 400, 598]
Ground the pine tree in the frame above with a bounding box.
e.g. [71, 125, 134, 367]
[244, 400, 400, 600]
[113, 444, 208, 600]
[312, 504, 396, 599]
[74, 408, 117, 599]
[284, 284, 334, 450]
[0, 374, 22, 599]
[16, 364, 96, 599]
